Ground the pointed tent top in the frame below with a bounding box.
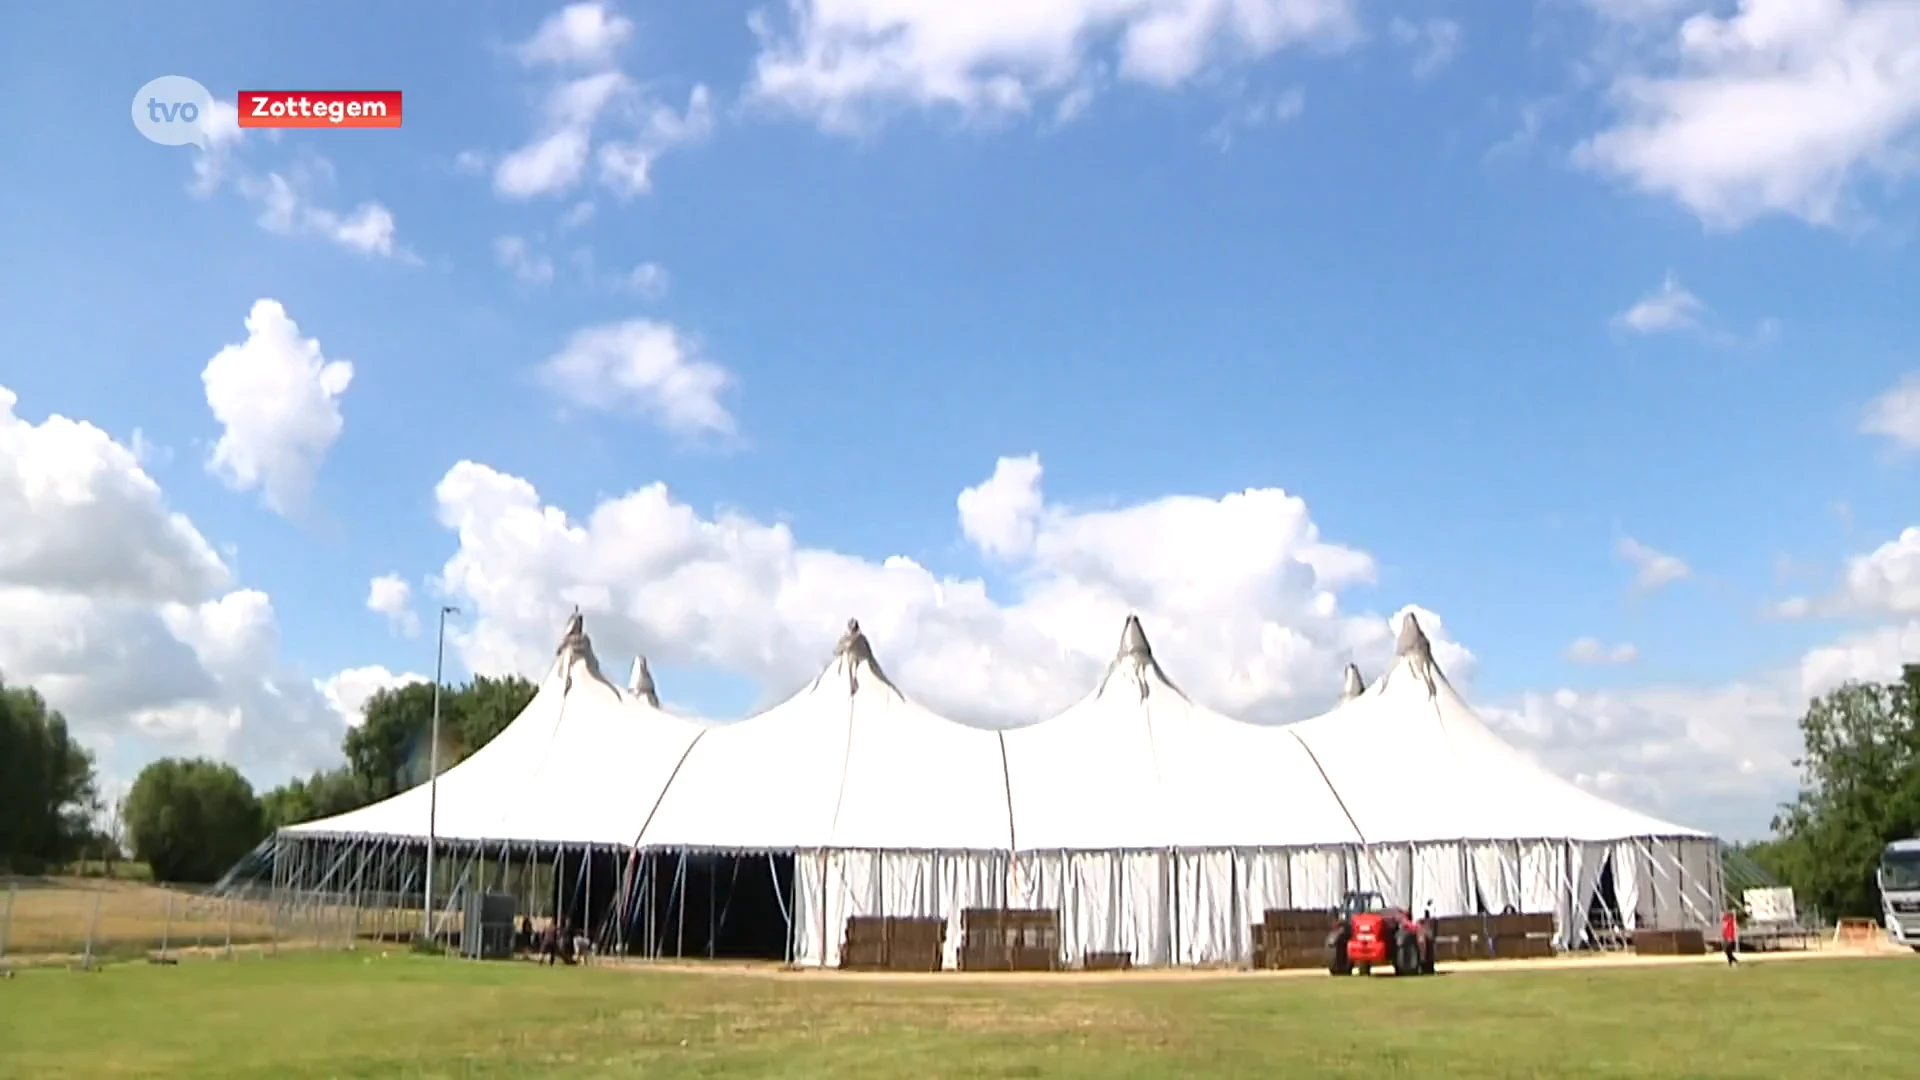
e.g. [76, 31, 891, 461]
[1099, 613, 1180, 701]
[1396, 611, 1434, 664]
[1340, 663, 1366, 702]
[554, 609, 605, 685]
[627, 656, 659, 707]
[1386, 610, 1441, 695]
[827, 617, 901, 695]
[1117, 613, 1154, 662]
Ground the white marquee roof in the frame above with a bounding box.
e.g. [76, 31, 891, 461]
[284, 614, 704, 847]
[634, 620, 1016, 852]
[1284, 615, 1703, 843]
[1002, 617, 1363, 850]
[286, 611, 1704, 851]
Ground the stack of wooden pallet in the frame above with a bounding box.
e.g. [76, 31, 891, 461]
[958, 908, 1060, 971]
[1428, 913, 1556, 961]
[1633, 928, 1707, 956]
[1082, 950, 1132, 971]
[838, 916, 947, 971]
[1252, 909, 1335, 970]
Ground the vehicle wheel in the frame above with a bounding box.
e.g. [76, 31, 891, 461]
[1393, 930, 1421, 976]
[1329, 930, 1353, 975]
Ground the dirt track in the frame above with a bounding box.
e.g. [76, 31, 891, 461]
[598, 941, 1910, 985]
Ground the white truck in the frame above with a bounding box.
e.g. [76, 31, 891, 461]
[1879, 838, 1920, 950]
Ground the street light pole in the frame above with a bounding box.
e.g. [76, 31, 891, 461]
[423, 604, 458, 943]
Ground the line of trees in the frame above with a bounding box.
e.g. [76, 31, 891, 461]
[1, 672, 534, 883]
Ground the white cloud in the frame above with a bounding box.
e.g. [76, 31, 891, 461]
[598, 86, 716, 198]
[1618, 535, 1690, 591]
[1838, 526, 1920, 617]
[0, 388, 229, 603]
[0, 388, 360, 781]
[1388, 16, 1463, 79]
[495, 235, 557, 284]
[493, 10, 714, 200]
[560, 201, 597, 230]
[317, 666, 428, 728]
[453, 150, 490, 175]
[1612, 270, 1703, 334]
[240, 169, 404, 259]
[184, 113, 406, 259]
[1862, 373, 1920, 449]
[516, 1, 635, 69]
[367, 573, 420, 637]
[1574, 0, 1920, 230]
[1566, 637, 1639, 664]
[202, 299, 354, 516]
[429, 452, 1463, 734]
[746, 0, 1361, 133]
[535, 319, 737, 439]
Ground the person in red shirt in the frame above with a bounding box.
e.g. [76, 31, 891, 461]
[1721, 909, 1739, 965]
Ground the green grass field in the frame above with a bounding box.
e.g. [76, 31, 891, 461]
[2, 953, 1914, 1079]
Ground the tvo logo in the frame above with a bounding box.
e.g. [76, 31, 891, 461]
[131, 75, 215, 148]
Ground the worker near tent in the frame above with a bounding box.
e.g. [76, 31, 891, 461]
[1720, 909, 1739, 965]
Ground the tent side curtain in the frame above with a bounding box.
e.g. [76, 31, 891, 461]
[772, 836, 1723, 968]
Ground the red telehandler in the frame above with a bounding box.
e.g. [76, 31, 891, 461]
[1327, 890, 1437, 976]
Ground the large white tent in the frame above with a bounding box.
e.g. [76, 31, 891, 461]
[284, 614, 705, 848]
[268, 610, 1721, 967]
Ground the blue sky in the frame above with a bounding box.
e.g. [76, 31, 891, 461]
[2, 0, 1917, 838]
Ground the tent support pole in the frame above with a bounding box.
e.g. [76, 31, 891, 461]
[675, 851, 687, 958]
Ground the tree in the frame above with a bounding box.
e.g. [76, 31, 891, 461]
[261, 766, 368, 830]
[0, 679, 99, 871]
[124, 758, 268, 883]
[1768, 675, 1920, 918]
[342, 676, 537, 801]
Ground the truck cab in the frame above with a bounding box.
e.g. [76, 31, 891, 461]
[1878, 838, 1920, 951]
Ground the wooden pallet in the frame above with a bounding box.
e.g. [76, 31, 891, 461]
[959, 908, 1060, 972]
[839, 916, 947, 971]
[1633, 928, 1707, 956]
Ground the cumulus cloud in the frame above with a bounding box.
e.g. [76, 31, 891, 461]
[1574, 0, 1920, 230]
[368, 573, 420, 637]
[536, 319, 737, 439]
[0, 388, 229, 602]
[493, 4, 715, 200]
[202, 300, 354, 516]
[317, 665, 429, 728]
[429, 452, 1467, 733]
[1617, 535, 1691, 591]
[745, 0, 1361, 133]
[0, 387, 359, 781]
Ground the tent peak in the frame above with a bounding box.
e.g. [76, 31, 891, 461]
[1340, 663, 1366, 702]
[1396, 612, 1434, 665]
[1099, 614, 1181, 702]
[627, 656, 659, 707]
[554, 610, 607, 687]
[828, 618, 901, 696]
[1117, 614, 1154, 662]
